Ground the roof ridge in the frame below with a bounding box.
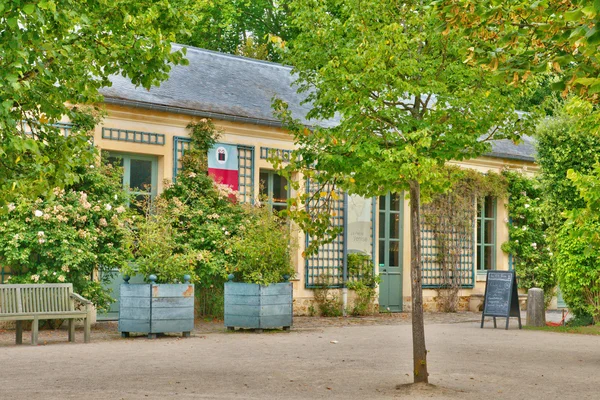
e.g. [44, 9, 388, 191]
[172, 43, 293, 70]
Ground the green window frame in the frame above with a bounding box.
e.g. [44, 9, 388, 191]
[378, 193, 403, 270]
[105, 152, 158, 205]
[476, 196, 496, 271]
[259, 169, 289, 212]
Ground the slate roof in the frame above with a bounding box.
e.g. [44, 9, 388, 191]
[488, 135, 536, 162]
[100, 44, 536, 162]
[100, 44, 334, 128]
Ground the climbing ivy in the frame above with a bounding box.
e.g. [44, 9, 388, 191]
[422, 166, 507, 311]
[501, 170, 555, 304]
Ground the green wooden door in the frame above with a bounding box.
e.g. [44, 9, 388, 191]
[378, 193, 403, 312]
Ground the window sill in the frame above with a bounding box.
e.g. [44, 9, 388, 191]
[476, 272, 488, 282]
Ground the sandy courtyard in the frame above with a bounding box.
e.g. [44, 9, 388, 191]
[0, 316, 596, 400]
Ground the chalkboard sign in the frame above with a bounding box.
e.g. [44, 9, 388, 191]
[480, 271, 522, 330]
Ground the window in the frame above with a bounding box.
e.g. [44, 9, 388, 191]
[477, 196, 496, 271]
[259, 169, 288, 212]
[105, 152, 158, 206]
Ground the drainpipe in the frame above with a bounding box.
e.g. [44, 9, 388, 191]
[342, 193, 349, 316]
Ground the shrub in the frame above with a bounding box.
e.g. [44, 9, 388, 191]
[346, 253, 380, 316]
[0, 160, 131, 311]
[536, 97, 600, 231]
[501, 170, 555, 304]
[229, 205, 296, 285]
[312, 274, 343, 317]
[554, 218, 600, 323]
[160, 120, 247, 316]
[122, 196, 199, 284]
[553, 164, 600, 323]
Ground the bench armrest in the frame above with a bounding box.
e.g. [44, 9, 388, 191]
[70, 293, 93, 305]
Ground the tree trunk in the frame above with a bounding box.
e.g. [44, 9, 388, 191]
[408, 180, 429, 383]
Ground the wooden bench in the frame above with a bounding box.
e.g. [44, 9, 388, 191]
[0, 283, 92, 345]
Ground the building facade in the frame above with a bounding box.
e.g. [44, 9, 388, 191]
[90, 45, 537, 316]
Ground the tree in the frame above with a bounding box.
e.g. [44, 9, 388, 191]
[180, 0, 295, 61]
[0, 0, 195, 207]
[435, 1, 600, 97]
[275, 0, 528, 385]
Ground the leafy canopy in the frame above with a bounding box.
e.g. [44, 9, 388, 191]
[275, 0, 528, 241]
[435, 1, 600, 97]
[180, 0, 295, 61]
[0, 0, 194, 206]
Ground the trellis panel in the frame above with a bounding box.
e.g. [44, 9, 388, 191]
[420, 204, 475, 288]
[305, 180, 346, 288]
[260, 147, 292, 163]
[102, 127, 165, 145]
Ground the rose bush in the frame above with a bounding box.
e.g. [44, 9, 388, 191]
[0, 160, 131, 311]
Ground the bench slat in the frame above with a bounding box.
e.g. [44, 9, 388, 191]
[0, 284, 81, 314]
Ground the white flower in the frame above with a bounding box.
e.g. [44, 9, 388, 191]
[38, 238, 46, 244]
[531, 243, 537, 249]
[7, 203, 15, 212]
[114, 194, 118, 200]
[105, 204, 112, 211]
[37, 231, 45, 237]
[225, 231, 230, 236]
[524, 204, 530, 208]
[31, 275, 40, 282]
[58, 275, 66, 282]
[522, 226, 528, 231]
[99, 218, 108, 227]
[549, 252, 553, 256]
[515, 240, 519, 243]
[89, 165, 95, 169]
[61, 265, 70, 272]
[34, 210, 43, 217]
[13, 234, 19, 240]
[116, 206, 126, 214]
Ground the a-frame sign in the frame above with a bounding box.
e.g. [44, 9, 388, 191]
[481, 270, 522, 330]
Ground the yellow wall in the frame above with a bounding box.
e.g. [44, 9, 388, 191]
[94, 103, 537, 311]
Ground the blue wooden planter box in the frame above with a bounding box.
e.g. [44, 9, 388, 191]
[224, 282, 293, 331]
[119, 281, 194, 339]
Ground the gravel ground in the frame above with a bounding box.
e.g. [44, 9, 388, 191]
[0, 311, 595, 400]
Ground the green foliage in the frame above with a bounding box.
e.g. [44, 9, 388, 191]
[423, 167, 507, 311]
[230, 205, 296, 285]
[554, 216, 600, 324]
[123, 196, 200, 284]
[156, 119, 295, 313]
[180, 0, 294, 61]
[436, 1, 600, 97]
[0, 0, 194, 205]
[553, 162, 600, 323]
[274, 0, 529, 254]
[0, 160, 132, 311]
[536, 98, 600, 231]
[501, 170, 555, 304]
[159, 119, 245, 305]
[346, 253, 380, 316]
[566, 312, 594, 328]
[312, 274, 343, 317]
